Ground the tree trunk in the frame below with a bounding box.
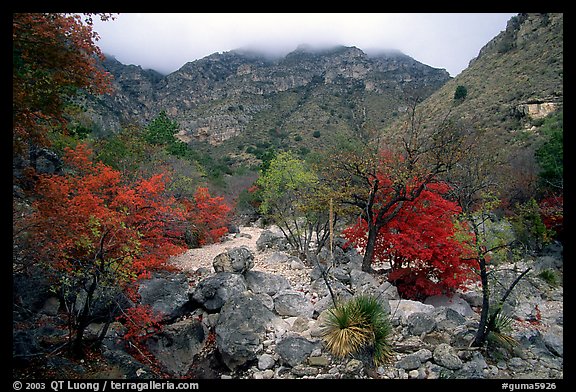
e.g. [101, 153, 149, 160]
[361, 224, 379, 272]
[72, 274, 98, 357]
[472, 256, 490, 347]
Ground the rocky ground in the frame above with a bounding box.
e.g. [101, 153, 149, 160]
[13, 225, 564, 380]
[166, 225, 564, 380]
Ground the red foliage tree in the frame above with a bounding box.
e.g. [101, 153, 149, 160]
[29, 143, 187, 355]
[183, 187, 231, 247]
[538, 194, 563, 241]
[344, 181, 476, 300]
[13, 13, 114, 156]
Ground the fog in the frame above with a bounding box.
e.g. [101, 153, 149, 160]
[92, 13, 517, 77]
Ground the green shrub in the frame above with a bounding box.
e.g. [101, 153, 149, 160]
[538, 269, 559, 287]
[454, 85, 468, 101]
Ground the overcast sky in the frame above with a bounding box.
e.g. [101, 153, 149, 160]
[92, 13, 517, 77]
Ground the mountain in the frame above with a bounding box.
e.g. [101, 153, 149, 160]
[405, 12, 563, 203]
[413, 13, 562, 138]
[82, 45, 451, 164]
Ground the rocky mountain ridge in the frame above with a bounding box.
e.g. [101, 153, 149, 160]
[83, 45, 451, 156]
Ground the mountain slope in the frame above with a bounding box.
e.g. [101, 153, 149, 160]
[403, 13, 563, 203]
[413, 13, 562, 138]
[85, 45, 451, 164]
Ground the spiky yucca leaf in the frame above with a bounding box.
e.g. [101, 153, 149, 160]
[321, 303, 372, 357]
[320, 294, 394, 365]
[488, 312, 519, 351]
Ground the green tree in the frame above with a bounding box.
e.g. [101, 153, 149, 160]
[510, 198, 550, 252]
[454, 85, 468, 101]
[535, 111, 563, 192]
[445, 130, 530, 348]
[256, 151, 334, 260]
[145, 111, 179, 143]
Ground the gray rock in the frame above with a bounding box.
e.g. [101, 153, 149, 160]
[378, 281, 400, 300]
[40, 297, 60, 316]
[407, 312, 437, 335]
[433, 343, 463, 370]
[257, 353, 276, 370]
[13, 270, 53, 318]
[389, 299, 435, 325]
[253, 292, 275, 310]
[138, 271, 190, 320]
[308, 355, 330, 367]
[191, 272, 247, 311]
[146, 318, 208, 376]
[253, 369, 275, 379]
[344, 358, 364, 375]
[274, 291, 314, 318]
[215, 291, 278, 370]
[291, 364, 320, 377]
[414, 348, 433, 363]
[213, 247, 254, 274]
[276, 336, 319, 367]
[396, 353, 422, 370]
[434, 307, 468, 331]
[332, 266, 351, 283]
[349, 269, 379, 294]
[264, 252, 291, 264]
[424, 294, 474, 317]
[313, 291, 353, 314]
[310, 277, 350, 298]
[534, 255, 563, 272]
[245, 270, 291, 296]
[542, 325, 563, 357]
[516, 329, 556, 358]
[460, 290, 484, 307]
[256, 230, 288, 252]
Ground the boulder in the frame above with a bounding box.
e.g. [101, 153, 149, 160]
[424, 294, 474, 317]
[215, 291, 278, 370]
[433, 343, 463, 370]
[212, 247, 254, 274]
[273, 291, 314, 318]
[349, 269, 379, 294]
[275, 336, 320, 367]
[407, 312, 437, 335]
[146, 318, 208, 376]
[541, 325, 563, 357]
[460, 290, 484, 308]
[244, 270, 291, 296]
[264, 252, 291, 264]
[395, 353, 422, 370]
[191, 272, 247, 311]
[138, 271, 190, 321]
[13, 270, 61, 320]
[389, 299, 435, 325]
[257, 353, 276, 370]
[256, 230, 288, 252]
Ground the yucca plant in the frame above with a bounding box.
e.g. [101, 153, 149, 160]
[487, 311, 519, 351]
[320, 294, 394, 366]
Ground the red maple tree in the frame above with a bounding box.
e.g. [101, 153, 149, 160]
[183, 187, 231, 247]
[538, 194, 563, 241]
[29, 143, 187, 355]
[13, 13, 114, 155]
[344, 180, 476, 300]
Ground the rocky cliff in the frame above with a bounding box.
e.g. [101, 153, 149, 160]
[84, 45, 451, 160]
